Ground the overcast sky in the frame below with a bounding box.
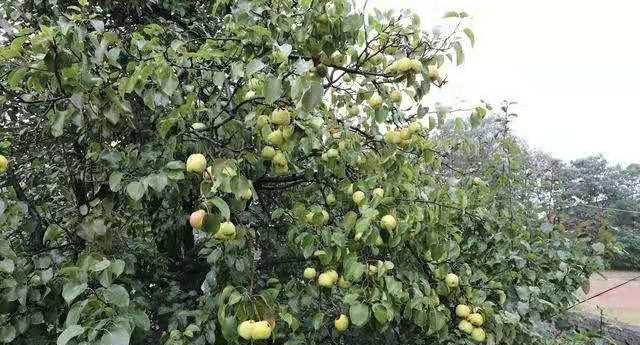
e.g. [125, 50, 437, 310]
[368, 0, 639, 166]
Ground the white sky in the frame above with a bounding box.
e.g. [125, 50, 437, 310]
[367, 0, 639, 166]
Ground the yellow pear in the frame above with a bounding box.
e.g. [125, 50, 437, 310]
[390, 90, 402, 103]
[372, 187, 384, 198]
[348, 105, 360, 117]
[261, 146, 276, 160]
[237, 320, 255, 340]
[268, 130, 284, 146]
[396, 57, 413, 73]
[445, 273, 460, 288]
[471, 327, 486, 342]
[368, 93, 383, 109]
[317, 272, 335, 287]
[468, 313, 483, 327]
[303, 267, 317, 280]
[186, 154, 207, 173]
[256, 115, 270, 128]
[326, 148, 339, 159]
[272, 152, 287, 166]
[251, 321, 272, 340]
[409, 59, 422, 73]
[219, 221, 236, 237]
[458, 320, 473, 334]
[270, 108, 291, 125]
[0, 155, 9, 173]
[455, 304, 471, 318]
[334, 314, 349, 331]
[326, 270, 339, 283]
[352, 191, 365, 206]
[274, 164, 289, 175]
[380, 215, 397, 231]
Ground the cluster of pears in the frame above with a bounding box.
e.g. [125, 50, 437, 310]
[348, 188, 396, 244]
[185, 153, 241, 240]
[304, 267, 352, 289]
[302, 264, 352, 333]
[384, 121, 422, 147]
[455, 304, 487, 343]
[350, 189, 396, 231]
[259, 108, 295, 175]
[189, 209, 237, 240]
[0, 155, 8, 173]
[385, 57, 422, 76]
[237, 320, 273, 341]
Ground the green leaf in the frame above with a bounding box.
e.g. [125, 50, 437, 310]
[162, 71, 179, 96]
[0, 259, 14, 274]
[372, 303, 388, 324]
[246, 59, 265, 76]
[131, 309, 151, 331]
[165, 161, 185, 170]
[211, 197, 230, 220]
[109, 172, 123, 192]
[100, 325, 130, 345]
[265, 77, 283, 104]
[213, 72, 225, 88]
[126, 181, 145, 201]
[147, 173, 168, 193]
[110, 259, 125, 277]
[105, 106, 121, 125]
[0, 239, 16, 259]
[428, 309, 446, 333]
[219, 316, 237, 341]
[516, 286, 530, 301]
[51, 110, 67, 137]
[57, 325, 85, 345]
[301, 82, 323, 111]
[343, 256, 365, 282]
[443, 11, 460, 18]
[349, 303, 370, 327]
[312, 312, 324, 330]
[0, 325, 16, 343]
[454, 41, 464, 66]
[591, 242, 605, 254]
[463, 28, 475, 47]
[65, 299, 89, 327]
[280, 313, 299, 332]
[103, 284, 130, 307]
[91, 258, 111, 272]
[343, 15, 364, 32]
[62, 280, 87, 305]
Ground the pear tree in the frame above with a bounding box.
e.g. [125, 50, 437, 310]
[0, 1, 611, 345]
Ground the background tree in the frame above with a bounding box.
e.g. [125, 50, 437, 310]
[0, 1, 612, 345]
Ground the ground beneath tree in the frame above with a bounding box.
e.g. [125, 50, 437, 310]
[576, 270, 640, 326]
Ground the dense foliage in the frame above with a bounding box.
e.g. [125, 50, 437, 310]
[0, 1, 613, 345]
